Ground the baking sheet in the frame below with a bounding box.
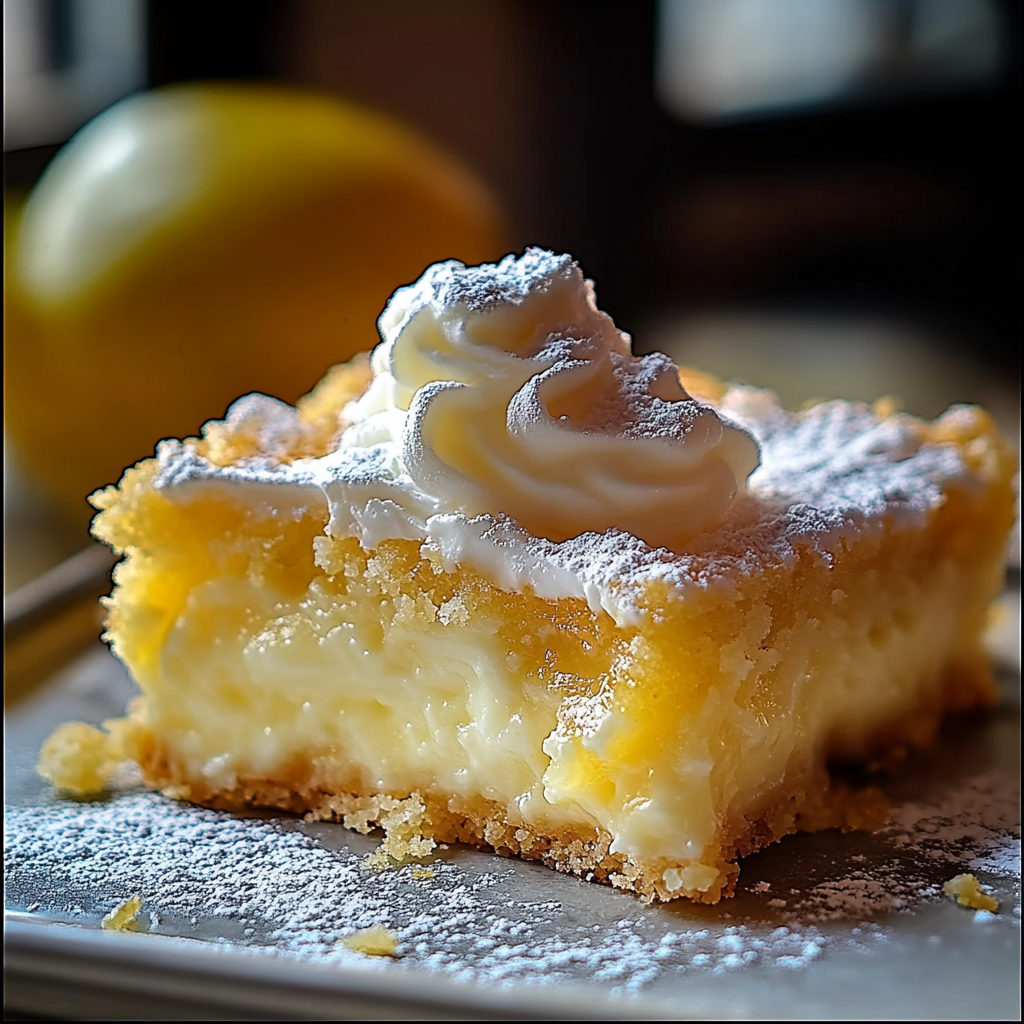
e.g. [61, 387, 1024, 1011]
[5, 605, 1020, 1020]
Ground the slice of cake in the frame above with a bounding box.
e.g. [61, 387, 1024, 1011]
[39, 250, 1015, 903]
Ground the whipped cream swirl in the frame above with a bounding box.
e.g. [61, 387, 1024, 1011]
[336, 249, 759, 549]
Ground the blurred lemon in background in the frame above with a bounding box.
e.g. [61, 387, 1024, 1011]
[6, 84, 505, 522]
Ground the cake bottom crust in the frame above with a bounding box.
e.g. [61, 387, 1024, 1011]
[129, 730, 890, 904]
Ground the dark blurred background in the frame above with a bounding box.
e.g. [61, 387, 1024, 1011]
[5, 0, 1021, 587]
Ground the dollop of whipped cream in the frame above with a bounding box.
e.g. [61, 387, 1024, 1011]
[334, 249, 759, 549]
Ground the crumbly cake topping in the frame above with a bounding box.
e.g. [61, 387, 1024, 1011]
[144, 251, 986, 623]
[150, 397, 975, 625]
[720, 387, 969, 516]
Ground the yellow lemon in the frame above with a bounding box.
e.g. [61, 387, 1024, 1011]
[6, 84, 505, 521]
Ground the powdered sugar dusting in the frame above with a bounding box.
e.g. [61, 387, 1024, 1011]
[761, 772, 1020, 924]
[6, 765, 1017, 994]
[146, 366, 980, 628]
[0, 792, 863, 987]
[133, 248, 1002, 631]
[722, 388, 969, 517]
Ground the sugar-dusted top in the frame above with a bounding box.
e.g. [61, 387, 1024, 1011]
[140, 251, 996, 624]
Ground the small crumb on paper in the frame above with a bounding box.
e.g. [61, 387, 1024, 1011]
[342, 924, 398, 957]
[101, 894, 143, 931]
[37, 722, 118, 796]
[943, 874, 999, 913]
[359, 793, 436, 870]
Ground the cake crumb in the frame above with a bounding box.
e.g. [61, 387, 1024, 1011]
[362, 793, 437, 869]
[943, 874, 999, 913]
[37, 722, 119, 796]
[342, 924, 399, 957]
[411, 866, 435, 880]
[101, 894, 142, 931]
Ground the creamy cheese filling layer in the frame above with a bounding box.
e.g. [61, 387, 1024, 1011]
[145, 524, 981, 894]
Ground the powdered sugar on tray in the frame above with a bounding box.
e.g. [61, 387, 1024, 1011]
[771, 772, 1020, 923]
[5, 766, 1018, 994]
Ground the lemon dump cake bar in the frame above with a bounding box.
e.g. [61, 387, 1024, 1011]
[39, 250, 1015, 903]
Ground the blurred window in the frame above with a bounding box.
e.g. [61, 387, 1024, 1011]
[657, 0, 1005, 122]
[4, 0, 144, 150]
